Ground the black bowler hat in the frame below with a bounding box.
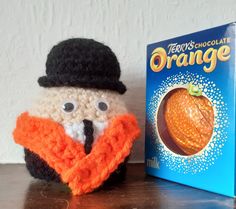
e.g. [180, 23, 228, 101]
[38, 38, 126, 94]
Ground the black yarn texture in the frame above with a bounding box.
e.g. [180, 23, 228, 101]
[38, 38, 126, 94]
[24, 149, 61, 183]
[83, 119, 94, 155]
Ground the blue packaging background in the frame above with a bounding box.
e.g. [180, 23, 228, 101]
[145, 23, 236, 197]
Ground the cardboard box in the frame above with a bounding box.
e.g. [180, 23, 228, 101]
[145, 23, 236, 197]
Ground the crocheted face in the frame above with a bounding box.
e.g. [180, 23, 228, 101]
[29, 87, 128, 145]
[31, 87, 127, 122]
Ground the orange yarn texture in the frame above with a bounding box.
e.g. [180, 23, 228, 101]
[13, 112, 140, 195]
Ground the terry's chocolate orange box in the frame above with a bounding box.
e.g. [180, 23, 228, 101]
[145, 23, 236, 197]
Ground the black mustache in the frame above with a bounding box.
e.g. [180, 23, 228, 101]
[83, 119, 94, 154]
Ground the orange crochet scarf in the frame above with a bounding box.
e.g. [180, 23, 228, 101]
[13, 112, 140, 195]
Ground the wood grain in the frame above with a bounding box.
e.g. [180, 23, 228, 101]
[0, 164, 234, 209]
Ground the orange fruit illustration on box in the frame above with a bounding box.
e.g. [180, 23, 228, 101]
[163, 85, 214, 155]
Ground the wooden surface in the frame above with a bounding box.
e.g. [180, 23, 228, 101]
[0, 163, 234, 209]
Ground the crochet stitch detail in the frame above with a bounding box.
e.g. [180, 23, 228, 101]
[13, 112, 140, 195]
[38, 38, 126, 94]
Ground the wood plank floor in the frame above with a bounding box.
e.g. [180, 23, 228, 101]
[0, 164, 234, 209]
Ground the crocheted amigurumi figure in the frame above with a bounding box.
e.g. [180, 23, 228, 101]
[13, 38, 140, 195]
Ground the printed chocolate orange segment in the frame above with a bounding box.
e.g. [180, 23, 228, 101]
[191, 96, 214, 128]
[190, 94, 214, 145]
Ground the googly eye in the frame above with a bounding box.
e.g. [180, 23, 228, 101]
[96, 99, 109, 112]
[61, 100, 78, 113]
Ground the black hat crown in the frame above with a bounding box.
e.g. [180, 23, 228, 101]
[38, 38, 126, 94]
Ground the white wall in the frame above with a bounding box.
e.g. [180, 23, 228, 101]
[0, 0, 235, 163]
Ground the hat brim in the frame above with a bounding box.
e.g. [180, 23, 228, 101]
[38, 75, 127, 94]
